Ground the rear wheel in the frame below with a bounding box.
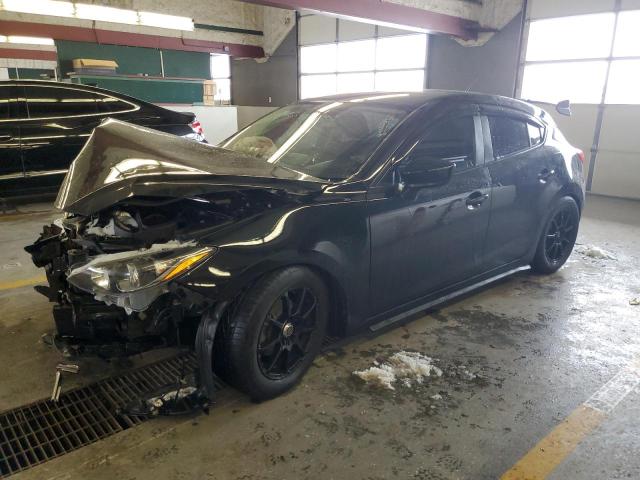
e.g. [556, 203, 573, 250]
[218, 267, 328, 401]
[530, 196, 580, 274]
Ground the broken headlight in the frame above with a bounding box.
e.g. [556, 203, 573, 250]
[67, 245, 215, 312]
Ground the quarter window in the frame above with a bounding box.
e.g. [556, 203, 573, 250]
[488, 116, 530, 158]
[528, 122, 543, 146]
[95, 95, 133, 114]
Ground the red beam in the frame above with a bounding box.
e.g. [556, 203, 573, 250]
[0, 48, 57, 61]
[242, 0, 478, 40]
[0, 20, 265, 57]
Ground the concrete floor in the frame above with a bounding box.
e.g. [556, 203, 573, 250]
[1, 194, 639, 480]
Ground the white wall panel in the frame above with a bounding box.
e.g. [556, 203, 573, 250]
[338, 19, 376, 41]
[299, 15, 336, 45]
[598, 105, 640, 153]
[530, 0, 615, 19]
[621, 0, 640, 10]
[590, 152, 640, 199]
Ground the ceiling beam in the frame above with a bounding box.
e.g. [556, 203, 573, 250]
[0, 48, 57, 61]
[0, 20, 265, 58]
[243, 0, 478, 40]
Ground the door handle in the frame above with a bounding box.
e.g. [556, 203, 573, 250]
[466, 191, 489, 209]
[538, 168, 555, 182]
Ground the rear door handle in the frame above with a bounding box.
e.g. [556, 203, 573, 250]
[538, 168, 555, 182]
[466, 191, 489, 209]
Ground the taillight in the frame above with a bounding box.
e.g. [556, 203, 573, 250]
[577, 150, 585, 164]
[189, 120, 203, 136]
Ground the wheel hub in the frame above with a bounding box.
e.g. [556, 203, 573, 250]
[282, 322, 295, 338]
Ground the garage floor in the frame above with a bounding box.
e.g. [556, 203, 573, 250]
[1, 194, 639, 480]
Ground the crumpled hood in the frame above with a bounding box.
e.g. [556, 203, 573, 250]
[56, 119, 324, 215]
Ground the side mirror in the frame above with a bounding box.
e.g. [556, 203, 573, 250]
[396, 157, 455, 192]
[556, 99, 572, 116]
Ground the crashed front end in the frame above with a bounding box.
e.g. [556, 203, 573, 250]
[25, 119, 322, 409]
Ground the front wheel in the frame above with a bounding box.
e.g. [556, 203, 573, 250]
[530, 196, 580, 274]
[218, 266, 329, 401]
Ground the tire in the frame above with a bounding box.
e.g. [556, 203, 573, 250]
[530, 196, 580, 274]
[217, 266, 329, 401]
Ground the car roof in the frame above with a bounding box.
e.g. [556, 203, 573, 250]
[301, 90, 540, 117]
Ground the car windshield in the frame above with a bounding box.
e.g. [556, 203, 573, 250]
[220, 99, 411, 181]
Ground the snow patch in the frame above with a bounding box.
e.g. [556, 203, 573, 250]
[353, 351, 442, 390]
[575, 244, 616, 260]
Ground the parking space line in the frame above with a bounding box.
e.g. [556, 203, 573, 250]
[0, 275, 46, 291]
[501, 358, 640, 480]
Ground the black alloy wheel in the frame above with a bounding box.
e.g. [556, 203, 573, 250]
[257, 287, 318, 380]
[531, 196, 580, 274]
[215, 266, 329, 401]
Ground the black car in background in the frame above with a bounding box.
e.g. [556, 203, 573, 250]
[27, 91, 585, 403]
[0, 80, 206, 198]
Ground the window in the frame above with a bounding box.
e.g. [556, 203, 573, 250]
[488, 116, 530, 158]
[410, 116, 477, 171]
[299, 24, 427, 99]
[95, 95, 134, 114]
[522, 9, 640, 105]
[24, 86, 100, 118]
[210, 54, 231, 103]
[222, 101, 410, 181]
[528, 123, 543, 146]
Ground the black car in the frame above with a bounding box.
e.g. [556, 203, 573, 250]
[1, 80, 206, 198]
[27, 91, 584, 403]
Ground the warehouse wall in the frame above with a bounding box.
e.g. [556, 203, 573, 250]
[524, 0, 640, 200]
[230, 29, 297, 107]
[427, 13, 522, 96]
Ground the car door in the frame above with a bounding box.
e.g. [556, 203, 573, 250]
[368, 108, 491, 315]
[19, 84, 103, 193]
[0, 84, 23, 195]
[481, 108, 553, 269]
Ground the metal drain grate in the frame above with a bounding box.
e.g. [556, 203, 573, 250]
[0, 354, 220, 478]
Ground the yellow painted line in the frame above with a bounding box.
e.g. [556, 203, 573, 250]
[501, 358, 640, 480]
[501, 405, 604, 480]
[0, 275, 46, 291]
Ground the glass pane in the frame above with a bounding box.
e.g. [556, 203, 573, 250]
[300, 44, 337, 74]
[488, 116, 530, 157]
[376, 34, 427, 70]
[25, 86, 99, 118]
[337, 39, 375, 72]
[613, 10, 640, 57]
[337, 72, 374, 94]
[528, 123, 543, 146]
[413, 116, 477, 170]
[606, 60, 640, 104]
[214, 78, 231, 103]
[375, 70, 424, 92]
[526, 13, 615, 61]
[300, 74, 337, 99]
[210, 54, 230, 79]
[521, 62, 608, 104]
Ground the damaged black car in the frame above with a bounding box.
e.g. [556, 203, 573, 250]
[26, 91, 585, 402]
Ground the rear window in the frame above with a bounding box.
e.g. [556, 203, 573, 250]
[488, 116, 530, 157]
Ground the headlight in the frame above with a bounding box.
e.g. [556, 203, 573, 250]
[67, 245, 214, 312]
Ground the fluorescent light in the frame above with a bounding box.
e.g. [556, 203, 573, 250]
[1, 0, 75, 17]
[139, 11, 194, 31]
[75, 3, 138, 25]
[0, 0, 194, 31]
[0, 36, 6, 43]
[7, 36, 55, 45]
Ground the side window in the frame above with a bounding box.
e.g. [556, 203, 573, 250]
[407, 115, 477, 172]
[528, 122, 543, 146]
[24, 86, 99, 119]
[488, 115, 529, 158]
[95, 95, 134, 114]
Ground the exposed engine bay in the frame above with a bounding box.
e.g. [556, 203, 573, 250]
[26, 190, 285, 359]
